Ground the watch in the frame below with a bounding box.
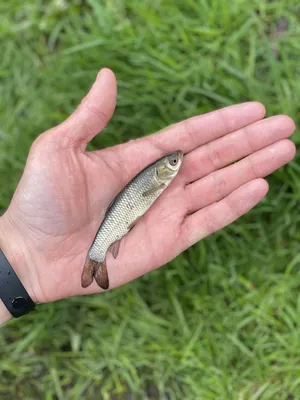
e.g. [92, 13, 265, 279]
[0, 249, 35, 318]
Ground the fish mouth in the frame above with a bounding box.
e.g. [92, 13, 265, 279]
[174, 150, 183, 166]
[176, 150, 183, 161]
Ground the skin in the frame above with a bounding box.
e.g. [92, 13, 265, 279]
[0, 68, 296, 325]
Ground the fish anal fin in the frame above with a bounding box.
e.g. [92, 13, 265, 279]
[128, 217, 140, 231]
[94, 261, 109, 290]
[142, 183, 166, 198]
[108, 239, 121, 259]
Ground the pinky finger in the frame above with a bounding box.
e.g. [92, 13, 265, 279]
[183, 178, 269, 247]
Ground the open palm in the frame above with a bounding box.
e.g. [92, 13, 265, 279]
[1, 69, 295, 304]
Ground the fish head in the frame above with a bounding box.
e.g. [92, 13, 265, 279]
[156, 150, 183, 182]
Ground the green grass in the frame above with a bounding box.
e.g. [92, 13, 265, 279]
[1, 0, 300, 398]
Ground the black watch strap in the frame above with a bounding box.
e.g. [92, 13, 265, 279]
[0, 249, 35, 318]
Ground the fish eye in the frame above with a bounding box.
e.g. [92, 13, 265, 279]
[169, 156, 178, 166]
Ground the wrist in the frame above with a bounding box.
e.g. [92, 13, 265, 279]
[0, 299, 13, 324]
[0, 213, 38, 324]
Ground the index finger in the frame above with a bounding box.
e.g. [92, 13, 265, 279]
[150, 102, 266, 154]
[96, 102, 266, 187]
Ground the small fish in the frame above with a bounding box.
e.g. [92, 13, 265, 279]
[81, 150, 183, 289]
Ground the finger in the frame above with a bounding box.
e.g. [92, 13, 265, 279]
[185, 139, 296, 214]
[148, 101, 266, 154]
[181, 115, 296, 184]
[97, 102, 266, 186]
[183, 178, 269, 247]
[58, 68, 117, 149]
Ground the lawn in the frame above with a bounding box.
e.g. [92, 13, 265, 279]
[0, 0, 300, 399]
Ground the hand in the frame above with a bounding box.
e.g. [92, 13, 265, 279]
[0, 69, 296, 310]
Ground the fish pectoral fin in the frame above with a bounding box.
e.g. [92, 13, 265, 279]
[81, 256, 109, 290]
[142, 183, 166, 198]
[108, 239, 121, 259]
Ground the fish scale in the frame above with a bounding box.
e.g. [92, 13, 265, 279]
[89, 166, 165, 262]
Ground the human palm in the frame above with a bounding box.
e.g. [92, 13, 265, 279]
[1, 69, 295, 304]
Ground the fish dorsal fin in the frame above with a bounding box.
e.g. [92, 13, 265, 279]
[105, 198, 115, 214]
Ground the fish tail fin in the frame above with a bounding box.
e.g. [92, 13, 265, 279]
[81, 255, 97, 288]
[81, 255, 109, 290]
[94, 260, 109, 290]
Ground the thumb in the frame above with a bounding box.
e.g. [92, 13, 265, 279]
[58, 68, 117, 150]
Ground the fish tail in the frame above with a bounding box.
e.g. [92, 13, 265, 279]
[81, 255, 110, 290]
[94, 260, 109, 290]
[81, 255, 97, 288]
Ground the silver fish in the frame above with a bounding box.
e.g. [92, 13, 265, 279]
[81, 150, 183, 289]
